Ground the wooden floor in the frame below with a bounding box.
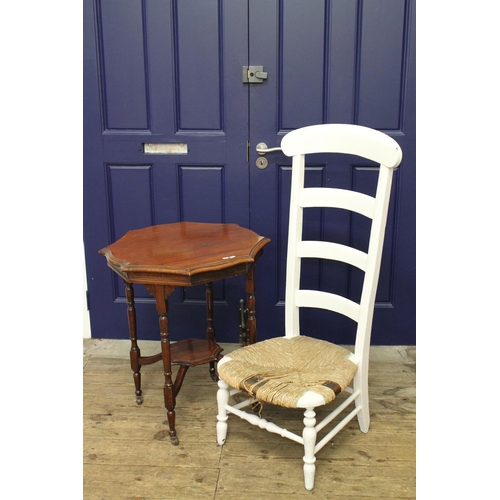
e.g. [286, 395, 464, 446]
[84, 339, 415, 499]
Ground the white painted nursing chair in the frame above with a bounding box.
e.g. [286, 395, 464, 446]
[216, 124, 402, 490]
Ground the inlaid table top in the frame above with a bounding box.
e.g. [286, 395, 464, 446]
[99, 221, 271, 286]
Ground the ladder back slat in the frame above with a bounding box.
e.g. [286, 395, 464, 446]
[295, 290, 359, 323]
[297, 241, 367, 271]
[300, 188, 375, 219]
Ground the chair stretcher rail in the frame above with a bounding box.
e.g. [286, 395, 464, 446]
[225, 404, 304, 445]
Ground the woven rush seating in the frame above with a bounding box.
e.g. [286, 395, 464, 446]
[218, 336, 357, 408]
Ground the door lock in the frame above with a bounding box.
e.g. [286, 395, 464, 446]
[243, 66, 268, 83]
[256, 157, 268, 169]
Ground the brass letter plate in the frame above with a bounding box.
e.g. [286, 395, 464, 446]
[143, 143, 188, 155]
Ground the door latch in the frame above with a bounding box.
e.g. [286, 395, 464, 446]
[242, 66, 268, 84]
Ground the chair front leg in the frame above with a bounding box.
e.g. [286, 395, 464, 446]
[217, 379, 230, 445]
[302, 408, 317, 491]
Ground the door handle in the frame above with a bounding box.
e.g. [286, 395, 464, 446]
[256, 143, 282, 155]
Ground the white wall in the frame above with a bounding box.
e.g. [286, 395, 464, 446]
[83, 251, 91, 338]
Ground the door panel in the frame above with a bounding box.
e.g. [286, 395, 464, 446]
[281, 0, 326, 128]
[358, 0, 407, 128]
[248, 0, 415, 344]
[175, 1, 223, 131]
[98, 0, 149, 130]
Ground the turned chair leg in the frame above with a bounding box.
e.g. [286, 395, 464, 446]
[302, 408, 317, 491]
[217, 379, 230, 445]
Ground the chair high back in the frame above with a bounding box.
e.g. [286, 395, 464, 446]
[216, 124, 402, 491]
[283, 123, 402, 377]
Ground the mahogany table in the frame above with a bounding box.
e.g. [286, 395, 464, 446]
[99, 222, 270, 444]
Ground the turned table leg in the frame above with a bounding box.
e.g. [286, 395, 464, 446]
[205, 282, 218, 381]
[245, 265, 257, 345]
[154, 284, 179, 445]
[124, 281, 143, 404]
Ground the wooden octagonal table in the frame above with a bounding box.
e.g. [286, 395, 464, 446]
[99, 222, 270, 444]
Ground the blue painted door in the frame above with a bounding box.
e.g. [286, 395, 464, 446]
[84, 0, 415, 345]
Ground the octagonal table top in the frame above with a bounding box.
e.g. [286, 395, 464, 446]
[99, 222, 271, 286]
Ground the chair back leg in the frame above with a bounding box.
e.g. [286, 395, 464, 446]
[353, 369, 370, 433]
